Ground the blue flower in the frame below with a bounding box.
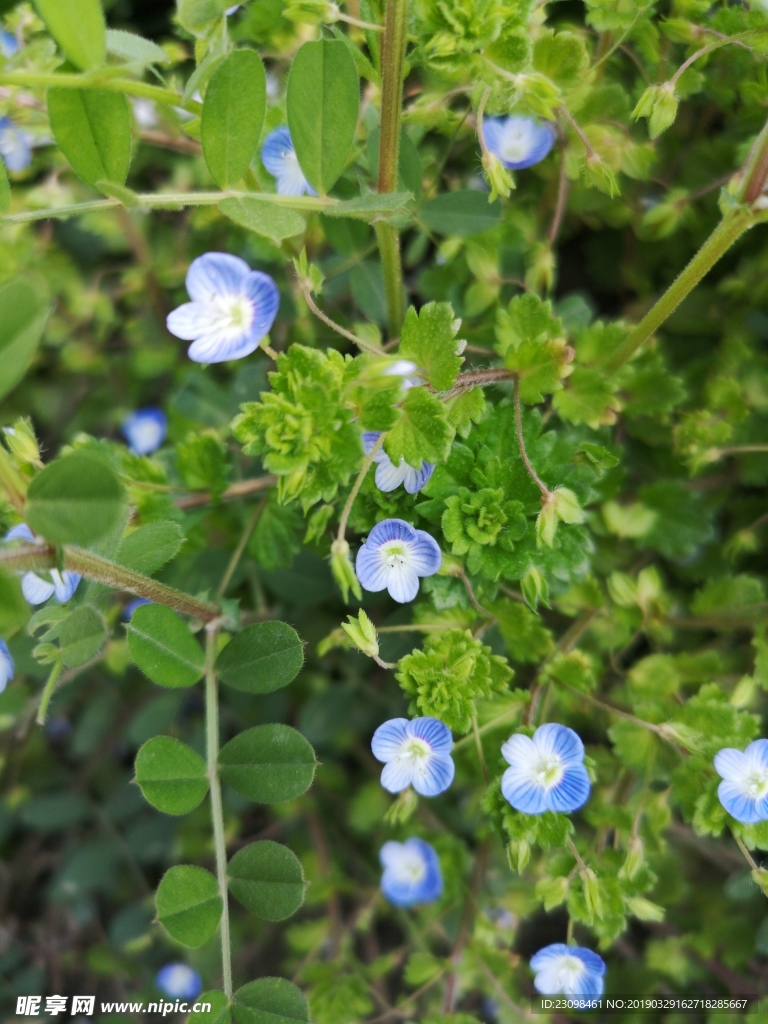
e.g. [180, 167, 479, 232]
[123, 597, 152, 621]
[1, 31, 19, 59]
[166, 252, 280, 364]
[501, 723, 590, 815]
[261, 127, 316, 197]
[0, 638, 14, 693]
[5, 524, 81, 605]
[372, 717, 454, 796]
[362, 432, 434, 494]
[531, 944, 606, 997]
[121, 407, 167, 456]
[355, 518, 441, 604]
[155, 963, 203, 1000]
[0, 117, 31, 173]
[714, 740, 768, 823]
[483, 116, 556, 170]
[380, 838, 443, 907]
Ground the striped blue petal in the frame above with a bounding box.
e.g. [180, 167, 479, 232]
[0, 639, 14, 693]
[409, 529, 442, 576]
[6, 523, 35, 543]
[261, 126, 316, 197]
[185, 252, 250, 302]
[534, 723, 585, 766]
[386, 562, 420, 603]
[718, 780, 764, 823]
[412, 753, 454, 797]
[747, 739, 768, 772]
[402, 461, 435, 494]
[21, 572, 55, 605]
[371, 718, 410, 762]
[501, 765, 549, 814]
[51, 569, 81, 604]
[367, 518, 418, 547]
[407, 717, 453, 754]
[374, 458, 408, 492]
[381, 758, 416, 793]
[546, 764, 591, 813]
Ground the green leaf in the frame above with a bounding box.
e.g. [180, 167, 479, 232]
[105, 28, 170, 65]
[233, 978, 309, 1024]
[446, 386, 486, 438]
[323, 192, 413, 222]
[177, 0, 229, 34]
[47, 89, 132, 188]
[34, 0, 106, 69]
[216, 622, 304, 694]
[227, 840, 305, 921]
[127, 604, 205, 688]
[420, 190, 501, 237]
[0, 570, 29, 636]
[25, 452, 128, 548]
[399, 302, 464, 391]
[552, 367, 618, 428]
[533, 30, 589, 89]
[286, 39, 360, 194]
[201, 50, 266, 189]
[384, 386, 454, 469]
[134, 735, 209, 815]
[155, 865, 222, 947]
[188, 992, 231, 1024]
[0, 159, 8, 214]
[0, 277, 50, 402]
[496, 294, 571, 404]
[219, 197, 306, 244]
[59, 606, 107, 668]
[218, 724, 316, 804]
[117, 522, 185, 575]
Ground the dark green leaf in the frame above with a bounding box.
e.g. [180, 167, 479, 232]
[420, 190, 501, 237]
[47, 89, 132, 188]
[59, 606, 107, 668]
[127, 604, 205, 688]
[219, 724, 316, 804]
[117, 522, 185, 575]
[0, 570, 29, 635]
[233, 978, 309, 1024]
[134, 736, 209, 815]
[216, 622, 304, 695]
[0, 277, 50, 401]
[202, 50, 267, 189]
[34, 0, 106, 69]
[227, 840, 305, 920]
[219, 197, 305, 244]
[155, 865, 222, 947]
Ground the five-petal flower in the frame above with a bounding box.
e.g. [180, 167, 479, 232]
[155, 964, 203, 1000]
[166, 252, 280, 364]
[261, 126, 316, 197]
[714, 740, 768, 823]
[501, 723, 590, 815]
[380, 838, 443, 907]
[0, 638, 13, 694]
[0, 116, 31, 173]
[530, 944, 606, 997]
[362, 432, 435, 494]
[5, 524, 81, 605]
[356, 518, 442, 604]
[483, 116, 556, 170]
[372, 717, 454, 796]
[121, 407, 167, 456]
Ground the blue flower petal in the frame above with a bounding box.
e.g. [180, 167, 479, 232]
[185, 252, 250, 302]
[0, 638, 14, 693]
[367, 518, 418, 547]
[166, 301, 210, 341]
[1, 31, 19, 58]
[386, 563, 420, 603]
[355, 542, 389, 593]
[0, 117, 31, 173]
[261, 126, 316, 197]
[714, 747, 747, 782]
[380, 838, 443, 907]
[409, 529, 442, 577]
[531, 944, 605, 998]
[381, 758, 416, 793]
[155, 964, 203, 1000]
[6, 523, 35, 543]
[21, 572, 55, 605]
[501, 764, 549, 814]
[402, 461, 435, 494]
[747, 738, 768, 772]
[51, 569, 80, 604]
[361, 431, 385, 459]
[546, 764, 591, 813]
[243, 270, 280, 341]
[121, 407, 167, 456]
[123, 597, 152, 622]
[718, 780, 763, 823]
[375, 458, 407, 492]
[412, 753, 454, 797]
[371, 718, 410, 762]
[535, 723, 585, 766]
[483, 115, 555, 170]
[408, 717, 453, 754]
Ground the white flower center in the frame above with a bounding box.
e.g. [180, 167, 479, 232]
[500, 127, 533, 164]
[381, 541, 411, 571]
[392, 850, 426, 884]
[745, 768, 768, 799]
[131, 421, 161, 451]
[212, 294, 254, 335]
[534, 754, 564, 789]
[557, 955, 585, 994]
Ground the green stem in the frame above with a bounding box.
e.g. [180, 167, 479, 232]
[471, 713, 489, 784]
[36, 657, 63, 726]
[376, 0, 409, 337]
[336, 434, 385, 543]
[0, 69, 198, 109]
[205, 622, 233, 998]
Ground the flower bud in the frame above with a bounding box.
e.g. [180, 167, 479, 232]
[619, 835, 644, 880]
[580, 867, 603, 922]
[658, 722, 703, 753]
[330, 538, 362, 603]
[4, 420, 41, 465]
[625, 896, 665, 922]
[525, 242, 556, 295]
[341, 610, 380, 659]
[384, 786, 418, 824]
[608, 571, 638, 609]
[633, 83, 678, 139]
[482, 151, 514, 201]
[521, 566, 549, 611]
[508, 839, 531, 874]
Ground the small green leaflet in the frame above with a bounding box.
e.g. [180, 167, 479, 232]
[219, 197, 306, 245]
[218, 724, 316, 804]
[496, 294, 572, 404]
[34, 0, 106, 70]
[47, 89, 132, 189]
[0, 277, 50, 401]
[398, 302, 464, 391]
[59, 606, 107, 668]
[420, 190, 501, 237]
[202, 50, 266, 189]
[155, 865, 222, 947]
[232, 978, 309, 1024]
[227, 841, 306, 921]
[216, 621, 304, 694]
[134, 736, 209, 815]
[127, 604, 205, 688]
[384, 387, 455, 469]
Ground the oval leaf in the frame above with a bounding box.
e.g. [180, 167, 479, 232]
[419, 190, 501, 237]
[106, 28, 170, 66]
[227, 841, 305, 921]
[134, 736, 209, 815]
[48, 88, 132, 188]
[34, 0, 106, 70]
[218, 724, 316, 804]
[202, 49, 266, 189]
[25, 452, 128, 548]
[155, 865, 222, 947]
[219, 197, 305, 245]
[216, 622, 303, 695]
[117, 521, 185, 576]
[189, 991, 231, 1024]
[233, 978, 309, 1024]
[286, 39, 359, 195]
[59, 606, 107, 668]
[127, 604, 205, 688]
[0, 277, 50, 401]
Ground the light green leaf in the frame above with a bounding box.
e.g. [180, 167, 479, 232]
[155, 865, 222, 947]
[25, 452, 128, 548]
[127, 604, 205, 688]
[106, 29, 170, 65]
[232, 978, 309, 1024]
[496, 294, 571, 404]
[384, 386, 454, 469]
[552, 367, 618, 428]
[323, 192, 413, 222]
[188, 992, 231, 1024]
[47, 89, 132, 188]
[218, 724, 316, 804]
[445, 386, 486, 438]
[0, 277, 50, 402]
[216, 622, 304, 695]
[34, 0, 106, 70]
[59, 606, 107, 668]
[227, 840, 305, 921]
[117, 522, 185, 576]
[420, 190, 501, 237]
[134, 736, 209, 815]
[286, 39, 360, 195]
[201, 50, 266, 189]
[0, 159, 9, 215]
[399, 302, 463, 391]
[177, 0, 229, 34]
[219, 197, 305, 244]
[0, 570, 29, 636]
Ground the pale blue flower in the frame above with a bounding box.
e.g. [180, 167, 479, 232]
[0, 117, 31, 173]
[121, 407, 167, 456]
[372, 717, 454, 796]
[531, 944, 606, 997]
[1, 31, 19, 58]
[362, 432, 434, 494]
[714, 740, 768, 823]
[261, 127, 316, 197]
[155, 963, 202, 1000]
[123, 597, 152, 621]
[166, 252, 280, 364]
[356, 518, 441, 604]
[380, 838, 443, 907]
[0, 638, 13, 693]
[5, 524, 81, 605]
[483, 116, 556, 170]
[501, 723, 590, 815]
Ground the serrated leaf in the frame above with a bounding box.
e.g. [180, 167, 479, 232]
[0, 277, 50, 401]
[227, 841, 305, 921]
[384, 386, 454, 469]
[155, 865, 222, 947]
[552, 367, 618, 428]
[399, 303, 463, 391]
[232, 978, 309, 1024]
[219, 197, 306, 244]
[59, 606, 106, 668]
[201, 49, 266, 189]
[48, 89, 132, 189]
[127, 604, 205, 688]
[445, 386, 486, 438]
[117, 522, 185, 575]
[216, 622, 304, 694]
[218, 724, 316, 804]
[134, 736, 209, 815]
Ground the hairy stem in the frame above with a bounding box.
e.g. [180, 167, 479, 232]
[513, 379, 550, 497]
[337, 434, 385, 543]
[0, 69, 198, 109]
[36, 657, 63, 726]
[301, 286, 384, 355]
